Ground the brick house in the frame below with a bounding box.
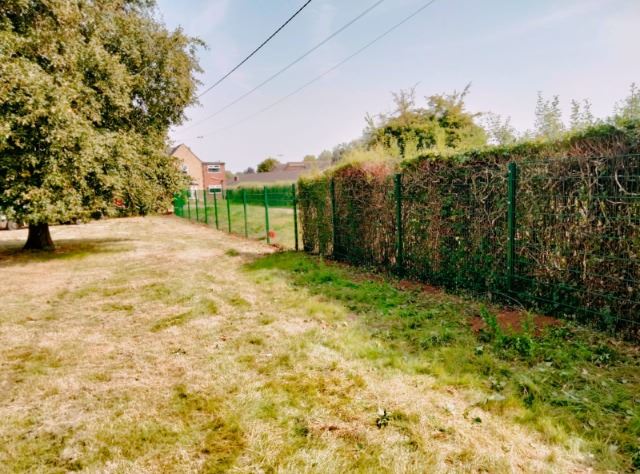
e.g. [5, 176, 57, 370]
[170, 144, 226, 196]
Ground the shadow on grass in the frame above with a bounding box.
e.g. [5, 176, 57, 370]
[0, 237, 134, 267]
[245, 251, 640, 473]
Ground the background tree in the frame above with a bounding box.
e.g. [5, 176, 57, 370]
[366, 84, 486, 156]
[317, 150, 333, 162]
[0, 0, 201, 250]
[534, 93, 565, 140]
[303, 154, 317, 162]
[244, 167, 256, 174]
[613, 83, 640, 125]
[569, 99, 595, 131]
[257, 158, 280, 173]
[483, 112, 517, 145]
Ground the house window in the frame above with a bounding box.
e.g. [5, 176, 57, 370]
[208, 185, 222, 194]
[207, 164, 221, 173]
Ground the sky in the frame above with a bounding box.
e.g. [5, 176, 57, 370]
[157, 0, 640, 172]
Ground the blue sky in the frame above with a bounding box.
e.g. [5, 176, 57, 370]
[158, 0, 640, 172]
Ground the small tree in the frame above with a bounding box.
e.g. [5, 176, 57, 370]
[569, 99, 595, 131]
[483, 113, 517, 146]
[0, 0, 201, 250]
[303, 155, 317, 162]
[534, 93, 565, 140]
[244, 167, 256, 174]
[613, 83, 640, 124]
[257, 158, 280, 173]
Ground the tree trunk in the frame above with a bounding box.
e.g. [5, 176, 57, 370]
[24, 223, 55, 251]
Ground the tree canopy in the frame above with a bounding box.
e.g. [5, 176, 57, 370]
[0, 0, 202, 249]
[257, 158, 280, 173]
[365, 85, 487, 156]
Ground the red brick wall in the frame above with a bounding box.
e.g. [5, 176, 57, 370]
[202, 163, 226, 191]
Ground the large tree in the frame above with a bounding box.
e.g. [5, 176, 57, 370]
[0, 0, 201, 249]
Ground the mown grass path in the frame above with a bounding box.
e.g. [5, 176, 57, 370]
[0, 217, 630, 472]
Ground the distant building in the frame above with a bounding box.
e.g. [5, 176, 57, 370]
[229, 160, 331, 188]
[170, 144, 226, 196]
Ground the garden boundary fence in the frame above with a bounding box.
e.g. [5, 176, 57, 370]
[173, 184, 300, 250]
[298, 154, 640, 337]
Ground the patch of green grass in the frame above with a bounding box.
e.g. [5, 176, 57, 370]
[225, 248, 240, 257]
[1, 421, 81, 472]
[172, 385, 246, 473]
[151, 311, 193, 332]
[227, 294, 250, 308]
[246, 252, 640, 473]
[151, 297, 219, 332]
[5, 346, 64, 377]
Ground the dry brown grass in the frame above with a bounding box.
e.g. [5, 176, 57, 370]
[0, 217, 591, 473]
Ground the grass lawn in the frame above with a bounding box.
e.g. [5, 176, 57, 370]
[0, 216, 638, 472]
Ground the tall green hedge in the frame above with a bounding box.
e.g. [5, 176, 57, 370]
[298, 123, 640, 336]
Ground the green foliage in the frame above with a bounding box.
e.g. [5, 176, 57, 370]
[248, 251, 640, 473]
[483, 113, 517, 146]
[613, 83, 640, 125]
[479, 307, 535, 358]
[257, 158, 280, 173]
[298, 122, 640, 335]
[534, 92, 565, 140]
[0, 0, 201, 228]
[366, 85, 487, 156]
[569, 99, 596, 131]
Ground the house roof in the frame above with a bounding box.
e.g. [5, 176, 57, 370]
[228, 160, 332, 188]
[170, 144, 224, 165]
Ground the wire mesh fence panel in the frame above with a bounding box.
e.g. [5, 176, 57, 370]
[298, 178, 332, 254]
[173, 185, 300, 250]
[401, 159, 509, 295]
[332, 167, 396, 268]
[296, 152, 640, 338]
[514, 155, 640, 333]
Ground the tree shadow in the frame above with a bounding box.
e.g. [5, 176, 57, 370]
[0, 237, 134, 267]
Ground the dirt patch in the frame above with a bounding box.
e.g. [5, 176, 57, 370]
[396, 279, 442, 295]
[470, 309, 562, 336]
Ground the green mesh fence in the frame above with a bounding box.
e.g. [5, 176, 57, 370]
[173, 185, 300, 250]
[512, 155, 640, 331]
[298, 154, 640, 338]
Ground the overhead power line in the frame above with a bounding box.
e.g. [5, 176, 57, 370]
[197, 0, 313, 99]
[184, 0, 438, 141]
[178, 0, 386, 134]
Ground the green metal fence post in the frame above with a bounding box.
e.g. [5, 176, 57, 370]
[187, 193, 192, 220]
[202, 188, 208, 225]
[264, 186, 271, 244]
[226, 191, 232, 232]
[394, 173, 404, 275]
[330, 178, 337, 256]
[195, 190, 200, 222]
[213, 191, 219, 230]
[292, 183, 299, 251]
[242, 189, 248, 238]
[507, 162, 518, 293]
